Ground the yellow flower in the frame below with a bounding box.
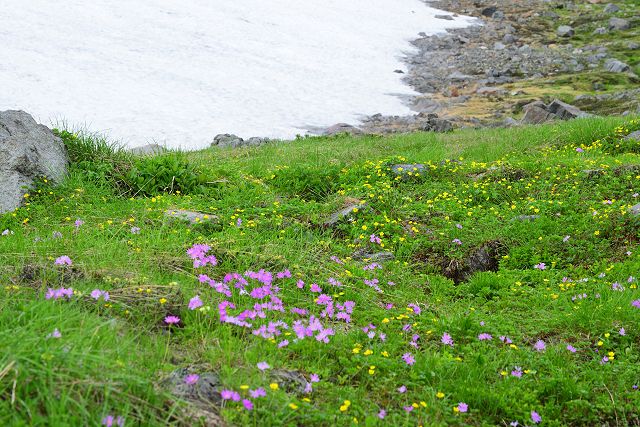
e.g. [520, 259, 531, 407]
[269, 383, 279, 390]
[436, 392, 445, 399]
[159, 298, 167, 304]
[604, 333, 610, 338]
[363, 349, 373, 356]
[289, 403, 298, 410]
[597, 341, 603, 346]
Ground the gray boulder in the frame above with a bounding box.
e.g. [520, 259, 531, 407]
[129, 143, 166, 156]
[592, 27, 608, 35]
[211, 133, 244, 148]
[631, 203, 640, 216]
[627, 42, 640, 50]
[420, 113, 453, 132]
[324, 123, 363, 136]
[609, 17, 630, 31]
[0, 110, 68, 214]
[604, 59, 631, 73]
[624, 130, 640, 141]
[557, 25, 575, 38]
[604, 3, 621, 13]
[521, 100, 590, 124]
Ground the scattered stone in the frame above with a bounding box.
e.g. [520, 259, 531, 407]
[604, 58, 631, 73]
[163, 368, 222, 404]
[393, 69, 405, 74]
[609, 17, 630, 31]
[324, 123, 363, 136]
[324, 203, 365, 228]
[481, 6, 498, 17]
[0, 110, 69, 214]
[623, 130, 640, 141]
[557, 25, 575, 38]
[270, 369, 308, 394]
[129, 143, 166, 156]
[627, 42, 640, 50]
[165, 209, 218, 224]
[631, 203, 640, 216]
[592, 27, 608, 35]
[503, 34, 517, 44]
[493, 42, 506, 50]
[435, 14, 454, 20]
[391, 164, 427, 177]
[603, 3, 620, 13]
[441, 241, 506, 284]
[353, 251, 395, 262]
[582, 169, 606, 179]
[420, 114, 453, 132]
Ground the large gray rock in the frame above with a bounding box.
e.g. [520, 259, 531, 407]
[211, 133, 244, 148]
[604, 59, 631, 73]
[521, 100, 590, 124]
[557, 25, 575, 38]
[603, 3, 620, 13]
[624, 130, 640, 142]
[324, 123, 363, 136]
[609, 17, 630, 31]
[0, 110, 68, 214]
[129, 143, 166, 156]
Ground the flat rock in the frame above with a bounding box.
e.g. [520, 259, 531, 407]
[624, 130, 640, 141]
[129, 143, 166, 156]
[604, 3, 620, 13]
[324, 203, 365, 227]
[0, 110, 68, 214]
[557, 25, 574, 38]
[604, 59, 631, 73]
[521, 99, 590, 124]
[609, 17, 630, 31]
[324, 123, 363, 136]
[631, 203, 640, 216]
[435, 14, 454, 20]
[165, 209, 218, 224]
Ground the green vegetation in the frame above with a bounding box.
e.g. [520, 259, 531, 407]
[1, 116, 640, 426]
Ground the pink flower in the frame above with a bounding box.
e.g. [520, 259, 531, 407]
[402, 352, 415, 365]
[531, 411, 542, 424]
[478, 333, 492, 341]
[130, 226, 141, 234]
[47, 328, 62, 339]
[566, 345, 577, 353]
[457, 402, 468, 413]
[533, 340, 546, 352]
[101, 415, 124, 427]
[442, 332, 454, 347]
[164, 315, 180, 325]
[533, 263, 546, 270]
[54, 256, 72, 266]
[184, 374, 199, 385]
[310, 283, 322, 293]
[452, 238, 462, 245]
[257, 361, 270, 371]
[221, 390, 241, 401]
[242, 399, 253, 410]
[378, 409, 386, 419]
[188, 295, 203, 310]
[632, 300, 640, 309]
[249, 388, 266, 398]
[619, 328, 626, 336]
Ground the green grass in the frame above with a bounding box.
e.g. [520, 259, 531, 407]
[1, 116, 640, 426]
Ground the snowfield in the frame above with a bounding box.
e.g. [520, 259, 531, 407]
[1, 0, 473, 149]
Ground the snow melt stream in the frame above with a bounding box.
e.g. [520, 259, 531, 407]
[1, 0, 473, 149]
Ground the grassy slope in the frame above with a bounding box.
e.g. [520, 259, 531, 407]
[1, 116, 640, 426]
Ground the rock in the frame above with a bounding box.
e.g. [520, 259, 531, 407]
[609, 17, 630, 31]
[129, 143, 166, 156]
[521, 102, 555, 124]
[448, 71, 473, 82]
[557, 25, 575, 38]
[521, 100, 590, 124]
[270, 369, 309, 394]
[481, 6, 498, 17]
[546, 99, 591, 120]
[391, 164, 427, 177]
[353, 251, 395, 262]
[604, 3, 620, 13]
[604, 59, 631, 73]
[493, 42, 506, 50]
[592, 27, 608, 35]
[163, 368, 223, 405]
[503, 117, 520, 127]
[0, 110, 68, 214]
[324, 123, 363, 136]
[245, 137, 270, 146]
[627, 42, 640, 50]
[631, 203, 640, 216]
[492, 11, 505, 20]
[441, 241, 506, 284]
[435, 14, 454, 20]
[503, 34, 517, 44]
[324, 203, 365, 228]
[420, 113, 453, 132]
[165, 209, 218, 224]
[211, 133, 244, 148]
[623, 130, 640, 141]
